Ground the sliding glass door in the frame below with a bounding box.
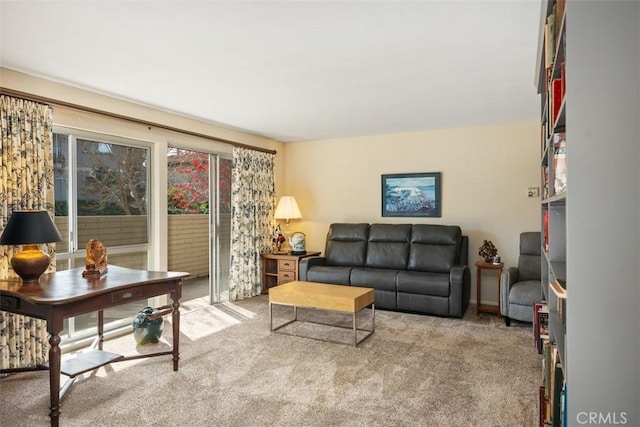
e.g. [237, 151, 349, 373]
[167, 148, 231, 304]
[212, 155, 232, 302]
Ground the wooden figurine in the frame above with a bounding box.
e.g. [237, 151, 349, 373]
[82, 239, 108, 277]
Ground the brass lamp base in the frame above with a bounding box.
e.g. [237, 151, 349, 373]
[11, 244, 51, 283]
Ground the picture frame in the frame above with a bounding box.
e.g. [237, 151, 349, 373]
[381, 172, 441, 217]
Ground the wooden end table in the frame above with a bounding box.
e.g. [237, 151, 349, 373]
[260, 251, 321, 293]
[475, 261, 504, 317]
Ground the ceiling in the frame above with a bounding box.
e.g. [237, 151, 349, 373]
[0, 1, 541, 143]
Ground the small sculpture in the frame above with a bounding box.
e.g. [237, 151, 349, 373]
[478, 240, 498, 263]
[82, 239, 108, 277]
[272, 224, 286, 253]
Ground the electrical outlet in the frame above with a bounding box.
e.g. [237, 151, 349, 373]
[528, 187, 540, 198]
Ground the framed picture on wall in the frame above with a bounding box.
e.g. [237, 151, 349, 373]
[381, 172, 442, 217]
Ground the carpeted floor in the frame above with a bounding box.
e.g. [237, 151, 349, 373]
[0, 296, 540, 426]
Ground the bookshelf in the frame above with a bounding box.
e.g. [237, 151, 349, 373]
[537, 2, 640, 425]
[536, 1, 566, 425]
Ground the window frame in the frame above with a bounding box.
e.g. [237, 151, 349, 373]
[53, 125, 155, 342]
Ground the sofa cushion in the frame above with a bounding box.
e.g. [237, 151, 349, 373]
[306, 266, 352, 285]
[397, 293, 449, 317]
[372, 290, 397, 310]
[365, 223, 411, 269]
[350, 267, 398, 292]
[396, 271, 450, 297]
[325, 223, 369, 267]
[408, 225, 461, 273]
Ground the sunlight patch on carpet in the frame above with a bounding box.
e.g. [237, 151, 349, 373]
[178, 302, 256, 341]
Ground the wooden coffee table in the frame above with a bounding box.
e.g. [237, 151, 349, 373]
[268, 280, 375, 347]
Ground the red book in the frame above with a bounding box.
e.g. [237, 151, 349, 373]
[560, 62, 566, 98]
[552, 78, 563, 124]
[543, 210, 549, 252]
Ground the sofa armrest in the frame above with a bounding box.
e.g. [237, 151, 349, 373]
[449, 265, 470, 317]
[299, 256, 326, 281]
[500, 267, 519, 316]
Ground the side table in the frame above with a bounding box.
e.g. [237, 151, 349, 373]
[260, 251, 321, 293]
[475, 261, 504, 316]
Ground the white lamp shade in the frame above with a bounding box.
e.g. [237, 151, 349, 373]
[274, 196, 302, 220]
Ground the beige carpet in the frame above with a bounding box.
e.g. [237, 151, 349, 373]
[0, 296, 540, 426]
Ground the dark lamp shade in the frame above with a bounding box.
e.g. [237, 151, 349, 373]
[0, 210, 63, 245]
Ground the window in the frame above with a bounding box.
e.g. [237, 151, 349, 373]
[53, 129, 151, 341]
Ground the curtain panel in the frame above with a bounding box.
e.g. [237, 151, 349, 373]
[229, 147, 275, 300]
[0, 95, 56, 369]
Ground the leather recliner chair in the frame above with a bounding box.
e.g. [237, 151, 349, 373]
[500, 231, 542, 326]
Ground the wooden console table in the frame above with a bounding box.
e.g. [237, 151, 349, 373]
[0, 265, 188, 426]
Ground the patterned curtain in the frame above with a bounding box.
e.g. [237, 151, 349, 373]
[0, 95, 55, 369]
[229, 147, 275, 300]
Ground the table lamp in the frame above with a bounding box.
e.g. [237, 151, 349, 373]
[274, 196, 302, 252]
[0, 210, 63, 283]
[274, 196, 302, 226]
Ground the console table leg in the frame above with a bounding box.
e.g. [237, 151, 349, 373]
[97, 310, 104, 351]
[48, 333, 61, 427]
[171, 291, 180, 372]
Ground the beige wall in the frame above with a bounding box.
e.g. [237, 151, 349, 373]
[283, 121, 540, 306]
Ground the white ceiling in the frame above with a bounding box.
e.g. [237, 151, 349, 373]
[0, 0, 541, 143]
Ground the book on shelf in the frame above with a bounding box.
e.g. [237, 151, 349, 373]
[552, 361, 564, 426]
[534, 301, 550, 354]
[556, 0, 566, 35]
[560, 61, 566, 99]
[544, 24, 553, 70]
[543, 210, 549, 252]
[544, 1, 566, 75]
[542, 163, 550, 199]
[544, 6, 556, 71]
[550, 79, 563, 125]
[547, 345, 563, 426]
[544, 341, 552, 402]
[554, 0, 565, 43]
[552, 133, 566, 195]
[538, 385, 548, 427]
